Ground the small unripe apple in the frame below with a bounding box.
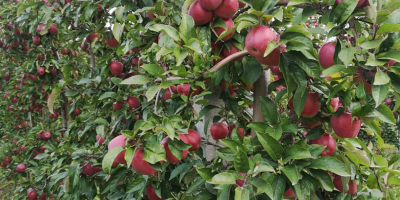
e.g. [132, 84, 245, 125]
[210, 123, 229, 140]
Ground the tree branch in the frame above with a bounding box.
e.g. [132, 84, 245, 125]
[204, 50, 249, 76]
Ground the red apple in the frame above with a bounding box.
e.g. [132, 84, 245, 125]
[333, 176, 358, 194]
[48, 23, 58, 34]
[33, 36, 41, 46]
[36, 23, 45, 34]
[15, 163, 26, 172]
[177, 84, 191, 96]
[199, 0, 222, 10]
[319, 42, 335, 69]
[27, 189, 37, 200]
[126, 96, 141, 110]
[330, 97, 340, 112]
[385, 99, 392, 105]
[178, 129, 202, 151]
[161, 137, 188, 163]
[210, 123, 229, 140]
[238, 1, 246, 8]
[308, 133, 336, 156]
[270, 66, 283, 78]
[96, 135, 105, 145]
[283, 188, 295, 197]
[108, 135, 128, 166]
[236, 172, 246, 187]
[42, 131, 51, 140]
[223, 43, 244, 62]
[163, 89, 172, 101]
[131, 147, 157, 175]
[214, 18, 235, 41]
[113, 101, 124, 110]
[331, 112, 361, 138]
[74, 108, 82, 115]
[38, 192, 46, 200]
[289, 92, 321, 118]
[37, 67, 45, 75]
[106, 38, 119, 47]
[60, 48, 69, 55]
[188, 0, 213, 26]
[4, 74, 10, 81]
[4, 157, 11, 163]
[110, 61, 123, 76]
[82, 163, 101, 176]
[213, 0, 239, 19]
[86, 33, 98, 43]
[146, 184, 164, 200]
[245, 26, 275, 57]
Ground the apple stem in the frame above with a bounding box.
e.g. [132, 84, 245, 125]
[204, 50, 249, 76]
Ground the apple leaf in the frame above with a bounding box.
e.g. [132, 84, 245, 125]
[259, 96, 279, 125]
[293, 88, 307, 117]
[102, 146, 124, 174]
[372, 81, 390, 107]
[235, 187, 250, 200]
[253, 161, 275, 173]
[179, 14, 196, 44]
[321, 65, 345, 78]
[242, 57, 262, 84]
[309, 169, 334, 192]
[196, 168, 216, 181]
[47, 86, 62, 114]
[98, 92, 117, 100]
[338, 47, 355, 66]
[308, 157, 351, 177]
[208, 171, 239, 185]
[373, 104, 396, 125]
[359, 37, 384, 49]
[124, 148, 134, 169]
[330, 0, 357, 24]
[255, 133, 283, 161]
[145, 86, 159, 102]
[279, 164, 301, 185]
[120, 75, 151, 85]
[248, 178, 274, 198]
[374, 69, 390, 85]
[380, 50, 400, 63]
[126, 176, 146, 193]
[377, 23, 400, 35]
[162, 118, 175, 139]
[149, 24, 180, 43]
[141, 64, 166, 78]
[283, 145, 313, 164]
[234, 148, 250, 173]
[219, 139, 247, 153]
[115, 7, 125, 22]
[393, 92, 400, 112]
[112, 23, 124, 43]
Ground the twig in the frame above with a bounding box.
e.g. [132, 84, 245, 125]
[374, 169, 383, 191]
[154, 89, 161, 114]
[204, 141, 223, 148]
[204, 50, 249, 76]
[232, 6, 251, 20]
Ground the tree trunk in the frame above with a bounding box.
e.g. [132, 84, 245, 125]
[251, 70, 270, 137]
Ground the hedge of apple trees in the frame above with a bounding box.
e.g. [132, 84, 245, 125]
[1, 0, 400, 199]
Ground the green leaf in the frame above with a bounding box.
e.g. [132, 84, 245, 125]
[124, 148, 134, 169]
[377, 23, 400, 35]
[288, 0, 312, 6]
[102, 146, 124, 174]
[256, 133, 283, 160]
[126, 176, 146, 193]
[309, 169, 334, 192]
[34, 153, 49, 160]
[330, 0, 357, 24]
[120, 75, 152, 85]
[219, 139, 247, 153]
[170, 162, 195, 181]
[359, 37, 384, 49]
[259, 96, 279, 125]
[235, 187, 249, 200]
[280, 165, 301, 185]
[321, 65, 345, 77]
[243, 57, 262, 84]
[293, 88, 308, 117]
[68, 161, 81, 187]
[394, 92, 400, 112]
[305, 125, 325, 140]
[149, 24, 180, 42]
[248, 178, 274, 198]
[338, 47, 355, 66]
[47, 87, 63, 114]
[112, 23, 124, 43]
[146, 86, 159, 101]
[308, 157, 351, 177]
[389, 73, 400, 93]
[198, 105, 219, 119]
[96, 125, 105, 137]
[209, 171, 238, 185]
[65, 90, 79, 97]
[115, 7, 125, 22]
[374, 69, 390, 86]
[196, 168, 215, 181]
[162, 118, 175, 139]
[247, 122, 268, 134]
[142, 64, 165, 78]
[234, 149, 250, 173]
[283, 145, 313, 164]
[373, 104, 396, 125]
[180, 14, 196, 44]
[99, 92, 117, 100]
[253, 0, 274, 12]
[253, 161, 275, 173]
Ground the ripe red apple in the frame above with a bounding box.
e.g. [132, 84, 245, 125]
[96, 135, 105, 145]
[333, 176, 358, 194]
[198, 0, 222, 10]
[108, 135, 128, 166]
[126, 96, 141, 110]
[74, 108, 82, 115]
[37, 67, 45, 75]
[283, 188, 295, 197]
[146, 184, 164, 200]
[236, 172, 246, 187]
[161, 137, 188, 163]
[330, 97, 340, 112]
[213, 0, 239, 19]
[336, 0, 365, 8]
[82, 163, 101, 176]
[36, 23, 45, 34]
[245, 26, 275, 57]
[4, 74, 10, 81]
[38, 192, 46, 200]
[42, 131, 51, 140]
[86, 33, 98, 43]
[48, 23, 58, 34]
[39, 146, 46, 152]
[177, 84, 191, 96]
[110, 61, 123, 76]
[319, 42, 335, 69]
[15, 163, 26, 172]
[331, 112, 361, 138]
[60, 48, 69, 55]
[289, 92, 321, 118]
[270, 66, 283, 78]
[27, 189, 37, 200]
[214, 18, 235, 41]
[131, 147, 157, 175]
[33, 36, 41, 46]
[308, 133, 336, 156]
[237, 128, 245, 138]
[178, 129, 202, 151]
[385, 60, 396, 67]
[255, 48, 280, 66]
[188, 0, 213, 26]
[222, 44, 244, 62]
[11, 97, 18, 103]
[385, 99, 392, 105]
[4, 157, 11, 163]
[106, 38, 119, 47]
[163, 89, 172, 101]
[113, 101, 124, 110]
[210, 123, 229, 140]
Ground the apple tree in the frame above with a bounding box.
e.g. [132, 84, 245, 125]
[0, 0, 400, 199]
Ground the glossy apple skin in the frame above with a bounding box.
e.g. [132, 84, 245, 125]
[336, 0, 366, 8]
[331, 112, 361, 138]
[113, 101, 124, 110]
[255, 48, 280, 66]
[126, 96, 141, 109]
[48, 23, 58, 34]
[108, 135, 128, 166]
[236, 172, 246, 187]
[301, 121, 321, 129]
[330, 97, 340, 112]
[161, 137, 188, 163]
[82, 163, 101, 176]
[178, 129, 202, 151]
[210, 123, 229, 140]
[177, 84, 191, 96]
[198, 0, 222, 10]
[301, 92, 321, 118]
[222, 44, 244, 62]
[146, 184, 164, 200]
[214, 18, 235, 41]
[319, 42, 335, 69]
[33, 36, 41, 46]
[245, 26, 275, 57]
[96, 135, 105, 145]
[15, 163, 26, 172]
[27, 190, 37, 200]
[188, 0, 213, 26]
[106, 38, 119, 47]
[333, 176, 358, 194]
[110, 61, 123, 76]
[283, 187, 295, 197]
[131, 147, 157, 175]
[213, 0, 239, 19]
[308, 133, 336, 156]
[163, 89, 172, 101]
